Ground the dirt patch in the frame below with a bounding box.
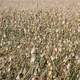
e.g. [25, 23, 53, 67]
[0, 0, 80, 10]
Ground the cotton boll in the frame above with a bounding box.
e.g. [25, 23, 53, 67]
[16, 75, 20, 80]
[31, 47, 35, 54]
[30, 47, 36, 63]
[67, 63, 70, 69]
[30, 54, 35, 63]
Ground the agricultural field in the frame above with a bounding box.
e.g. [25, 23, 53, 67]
[0, 0, 80, 80]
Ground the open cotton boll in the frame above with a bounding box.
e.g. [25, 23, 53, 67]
[16, 75, 20, 80]
[30, 47, 36, 63]
[31, 47, 35, 54]
[30, 54, 35, 63]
